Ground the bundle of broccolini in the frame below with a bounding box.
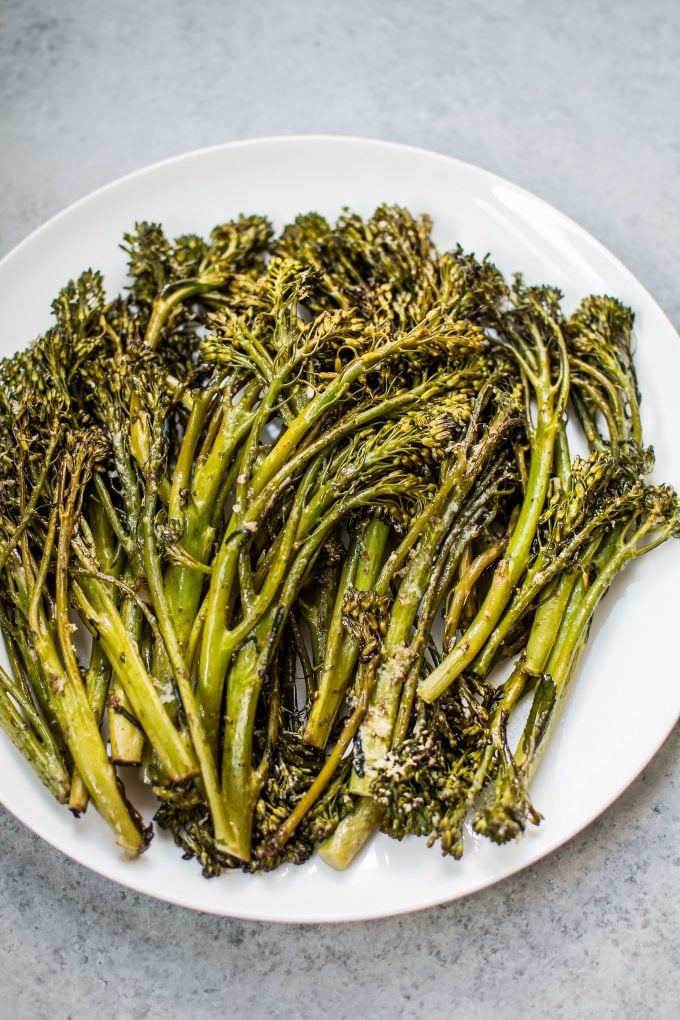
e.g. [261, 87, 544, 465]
[0, 206, 676, 872]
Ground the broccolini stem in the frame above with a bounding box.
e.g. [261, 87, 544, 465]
[28, 511, 146, 853]
[443, 532, 509, 650]
[160, 384, 259, 661]
[196, 354, 311, 740]
[0, 663, 71, 803]
[250, 325, 483, 495]
[523, 571, 581, 675]
[517, 513, 676, 778]
[149, 386, 260, 733]
[351, 406, 519, 795]
[1, 618, 57, 734]
[471, 486, 641, 680]
[419, 346, 569, 703]
[317, 797, 383, 871]
[198, 464, 314, 751]
[518, 430, 578, 677]
[348, 511, 465, 797]
[69, 495, 118, 812]
[258, 637, 382, 860]
[298, 559, 340, 679]
[392, 513, 486, 747]
[73, 577, 197, 781]
[460, 560, 587, 847]
[472, 429, 572, 677]
[68, 641, 111, 813]
[303, 518, 389, 748]
[249, 386, 437, 561]
[143, 280, 223, 351]
[220, 637, 263, 860]
[328, 498, 496, 865]
[168, 391, 210, 524]
[107, 594, 146, 767]
[140, 474, 233, 853]
[504, 530, 623, 800]
[220, 485, 397, 858]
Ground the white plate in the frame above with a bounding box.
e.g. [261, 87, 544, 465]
[1, 137, 678, 923]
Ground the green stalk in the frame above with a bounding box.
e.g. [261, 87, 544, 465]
[200, 372, 460, 706]
[350, 421, 516, 795]
[143, 384, 260, 787]
[162, 391, 212, 650]
[419, 420, 559, 700]
[96, 413, 150, 764]
[219, 637, 264, 860]
[140, 475, 232, 853]
[298, 559, 340, 678]
[443, 532, 509, 651]
[419, 331, 570, 702]
[318, 798, 384, 871]
[68, 642, 112, 811]
[71, 495, 122, 810]
[196, 353, 310, 735]
[303, 518, 389, 748]
[0, 663, 70, 803]
[73, 577, 197, 782]
[515, 516, 674, 778]
[250, 325, 483, 495]
[58, 450, 143, 807]
[330, 498, 494, 870]
[27, 511, 145, 854]
[249, 384, 442, 574]
[107, 593, 146, 766]
[473, 430, 572, 679]
[198, 464, 314, 751]
[473, 531, 625, 841]
[522, 571, 581, 675]
[219, 486, 396, 859]
[160, 383, 259, 654]
[2, 618, 58, 734]
[469, 432, 639, 680]
[145, 392, 214, 732]
[144, 279, 225, 351]
[447, 555, 593, 852]
[392, 515, 480, 747]
[349, 523, 460, 795]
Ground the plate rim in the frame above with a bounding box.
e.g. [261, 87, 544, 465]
[0, 134, 678, 923]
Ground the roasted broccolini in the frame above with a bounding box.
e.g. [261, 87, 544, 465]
[0, 206, 676, 873]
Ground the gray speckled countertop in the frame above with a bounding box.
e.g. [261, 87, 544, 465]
[1, 2, 678, 1017]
